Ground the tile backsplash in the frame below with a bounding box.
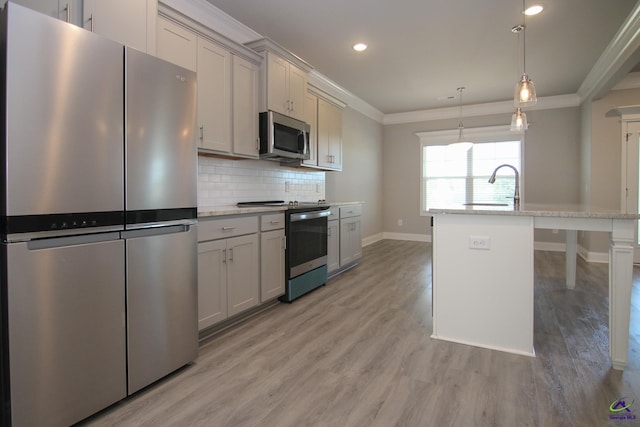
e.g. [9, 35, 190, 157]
[198, 155, 326, 207]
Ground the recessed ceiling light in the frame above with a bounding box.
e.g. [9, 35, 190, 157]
[524, 5, 543, 15]
[353, 43, 367, 52]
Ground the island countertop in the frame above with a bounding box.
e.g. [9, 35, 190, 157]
[428, 202, 640, 219]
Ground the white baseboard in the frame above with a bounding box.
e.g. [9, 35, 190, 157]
[381, 232, 431, 242]
[362, 233, 384, 247]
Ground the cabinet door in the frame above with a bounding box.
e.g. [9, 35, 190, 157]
[327, 220, 340, 273]
[197, 38, 231, 153]
[198, 239, 228, 330]
[156, 16, 197, 72]
[303, 91, 318, 166]
[83, 0, 154, 53]
[288, 63, 307, 121]
[227, 234, 259, 316]
[260, 229, 285, 302]
[233, 55, 258, 158]
[328, 102, 343, 170]
[8, 0, 81, 24]
[340, 218, 362, 266]
[266, 53, 290, 116]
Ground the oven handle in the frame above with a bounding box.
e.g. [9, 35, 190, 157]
[290, 209, 332, 222]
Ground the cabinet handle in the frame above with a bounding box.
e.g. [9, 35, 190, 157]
[64, 3, 70, 22]
[200, 126, 204, 141]
[229, 248, 234, 262]
[270, 220, 281, 224]
[222, 226, 236, 231]
[290, 100, 295, 112]
[328, 228, 331, 237]
[222, 249, 227, 264]
[89, 13, 94, 32]
[256, 137, 260, 151]
[283, 237, 286, 250]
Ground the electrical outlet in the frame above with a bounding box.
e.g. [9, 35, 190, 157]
[469, 236, 491, 250]
[285, 181, 290, 192]
[398, 219, 403, 226]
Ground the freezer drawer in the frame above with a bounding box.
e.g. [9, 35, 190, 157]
[125, 224, 198, 394]
[4, 234, 126, 427]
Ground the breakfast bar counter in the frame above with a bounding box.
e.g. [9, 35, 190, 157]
[429, 203, 640, 370]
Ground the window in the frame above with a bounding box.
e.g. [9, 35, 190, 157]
[418, 126, 523, 215]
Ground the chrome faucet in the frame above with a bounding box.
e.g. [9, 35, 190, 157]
[488, 164, 520, 205]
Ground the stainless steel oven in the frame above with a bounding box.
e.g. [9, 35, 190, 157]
[282, 205, 331, 302]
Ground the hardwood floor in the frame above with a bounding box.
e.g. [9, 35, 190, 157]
[81, 240, 640, 427]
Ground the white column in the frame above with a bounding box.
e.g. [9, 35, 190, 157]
[609, 219, 634, 370]
[565, 230, 577, 289]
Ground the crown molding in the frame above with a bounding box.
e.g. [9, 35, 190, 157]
[384, 94, 580, 125]
[307, 71, 384, 123]
[577, 2, 640, 102]
[159, 0, 261, 44]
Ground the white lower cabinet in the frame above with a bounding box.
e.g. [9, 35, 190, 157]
[260, 229, 285, 301]
[339, 205, 362, 266]
[260, 213, 285, 302]
[340, 216, 362, 266]
[198, 217, 259, 331]
[327, 210, 340, 274]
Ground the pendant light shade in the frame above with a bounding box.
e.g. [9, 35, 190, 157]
[515, 73, 536, 106]
[510, 107, 528, 131]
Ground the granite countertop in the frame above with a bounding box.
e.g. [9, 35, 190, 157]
[428, 202, 640, 219]
[198, 201, 363, 218]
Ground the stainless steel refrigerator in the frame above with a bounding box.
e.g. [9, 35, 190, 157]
[0, 3, 198, 426]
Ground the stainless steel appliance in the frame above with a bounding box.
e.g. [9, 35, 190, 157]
[123, 47, 198, 395]
[259, 110, 311, 162]
[0, 4, 198, 426]
[282, 205, 331, 301]
[237, 200, 331, 301]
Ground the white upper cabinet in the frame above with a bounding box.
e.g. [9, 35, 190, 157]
[233, 55, 259, 158]
[317, 97, 343, 170]
[83, 0, 156, 54]
[197, 37, 231, 153]
[155, 15, 261, 158]
[264, 52, 307, 121]
[246, 39, 312, 122]
[156, 17, 196, 72]
[6, 0, 81, 24]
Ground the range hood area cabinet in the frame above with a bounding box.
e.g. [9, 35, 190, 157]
[156, 14, 261, 159]
[246, 38, 312, 123]
[8, 0, 156, 54]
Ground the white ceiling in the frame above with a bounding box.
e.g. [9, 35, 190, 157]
[204, 0, 639, 114]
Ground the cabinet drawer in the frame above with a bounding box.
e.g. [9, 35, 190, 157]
[261, 213, 285, 231]
[198, 216, 258, 242]
[339, 204, 361, 219]
[327, 209, 339, 221]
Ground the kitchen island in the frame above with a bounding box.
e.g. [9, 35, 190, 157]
[429, 203, 639, 370]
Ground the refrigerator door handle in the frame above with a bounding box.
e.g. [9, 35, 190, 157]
[121, 224, 193, 239]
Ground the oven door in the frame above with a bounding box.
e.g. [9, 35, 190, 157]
[287, 210, 329, 278]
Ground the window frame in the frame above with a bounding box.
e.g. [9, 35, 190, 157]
[417, 125, 525, 216]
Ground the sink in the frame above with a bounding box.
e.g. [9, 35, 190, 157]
[463, 202, 509, 206]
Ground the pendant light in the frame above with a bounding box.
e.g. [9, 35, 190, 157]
[513, 0, 537, 107]
[510, 107, 528, 131]
[450, 87, 473, 150]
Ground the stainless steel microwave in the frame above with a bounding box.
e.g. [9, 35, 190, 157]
[259, 110, 310, 162]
